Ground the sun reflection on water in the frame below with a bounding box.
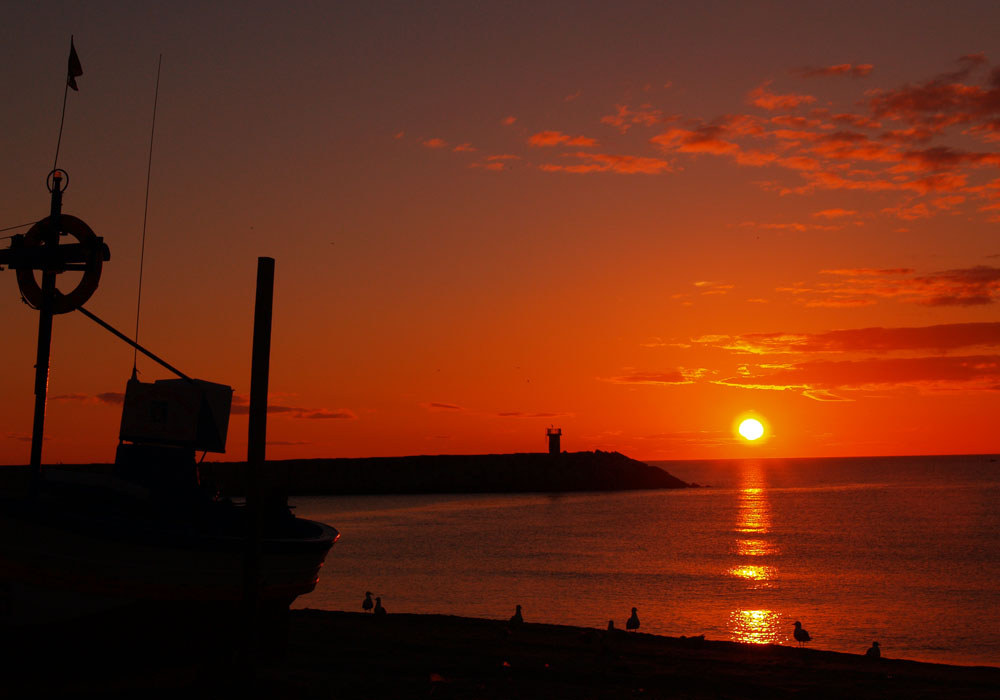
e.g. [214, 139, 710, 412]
[734, 538, 776, 556]
[728, 564, 775, 581]
[728, 609, 783, 645]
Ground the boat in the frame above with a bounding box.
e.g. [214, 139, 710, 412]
[0, 170, 338, 631]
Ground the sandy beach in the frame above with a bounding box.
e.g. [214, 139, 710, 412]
[9, 608, 998, 698]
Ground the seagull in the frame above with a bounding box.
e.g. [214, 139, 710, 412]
[509, 605, 523, 626]
[865, 641, 881, 659]
[626, 607, 640, 632]
[362, 591, 374, 612]
[793, 621, 811, 647]
[374, 596, 386, 615]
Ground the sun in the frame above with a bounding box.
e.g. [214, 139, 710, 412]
[739, 418, 764, 441]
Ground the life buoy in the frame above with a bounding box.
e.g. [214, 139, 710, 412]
[16, 214, 107, 314]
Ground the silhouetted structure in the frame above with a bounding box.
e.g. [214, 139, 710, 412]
[374, 597, 386, 615]
[865, 641, 881, 658]
[547, 427, 562, 455]
[362, 591, 373, 612]
[509, 604, 523, 626]
[793, 621, 812, 647]
[626, 607, 640, 632]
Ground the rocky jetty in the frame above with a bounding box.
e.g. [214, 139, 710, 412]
[200, 450, 692, 496]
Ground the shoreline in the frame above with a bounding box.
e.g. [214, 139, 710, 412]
[10, 608, 998, 697]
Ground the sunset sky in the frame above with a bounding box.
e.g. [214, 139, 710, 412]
[2, 1, 999, 464]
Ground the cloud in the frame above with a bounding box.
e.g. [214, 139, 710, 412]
[605, 370, 690, 385]
[868, 54, 999, 131]
[540, 152, 671, 175]
[501, 116, 517, 126]
[812, 208, 857, 219]
[424, 402, 463, 411]
[528, 130, 598, 147]
[777, 266, 1000, 307]
[50, 392, 124, 405]
[651, 125, 740, 155]
[717, 354, 1000, 396]
[693, 280, 735, 295]
[231, 403, 355, 419]
[794, 63, 874, 78]
[496, 411, 568, 418]
[600, 104, 665, 133]
[748, 82, 817, 110]
[694, 322, 1000, 355]
[422, 138, 447, 149]
[453, 143, 476, 152]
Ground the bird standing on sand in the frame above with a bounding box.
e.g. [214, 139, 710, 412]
[374, 596, 386, 615]
[509, 604, 523, 626]
[362, 591, 374, 612]
[626, 607, 640, 632]
[793, 621, 811, 647]
[865, 641, 880, 658]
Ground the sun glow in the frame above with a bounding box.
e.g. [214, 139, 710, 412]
[738, 418, 764, 441]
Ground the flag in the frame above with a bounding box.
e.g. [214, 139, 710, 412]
[67, 37, 83, 91]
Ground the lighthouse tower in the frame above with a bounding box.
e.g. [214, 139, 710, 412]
[546, 427, 562, 455]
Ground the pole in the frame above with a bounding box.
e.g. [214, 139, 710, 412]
[243, 256, 274, 659]
[28, 174, 63, 497]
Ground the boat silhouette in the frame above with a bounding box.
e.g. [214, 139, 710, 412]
[0, 170, 338, 629]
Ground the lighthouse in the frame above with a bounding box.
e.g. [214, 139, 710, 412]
[546, 427, 562, 455]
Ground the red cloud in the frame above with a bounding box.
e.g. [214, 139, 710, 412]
[812, 208, 857, 218]
[540, 152, 672, 175]
[650, 126, 739, 155]
[779, 266, 1000, 307]
[600, 104, 664, 133]
[794, 63, 874, 78]
[748, 82, 817, 110]
[529, 131, 598, 147]
[718, 355, 1000, 395]
[868, 55, 1000, 129]
[695, 322, 1000, 355]
[422, 138, 447, 149]
[606, 370, 690, 385]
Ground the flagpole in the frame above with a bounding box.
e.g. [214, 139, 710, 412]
[53, 35, 82, 172]
[52, 81, 70, 172]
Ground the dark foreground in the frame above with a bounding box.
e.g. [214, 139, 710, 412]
[6, 609, 998, 698]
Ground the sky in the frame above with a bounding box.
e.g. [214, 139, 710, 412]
[1, 1, 999, 464]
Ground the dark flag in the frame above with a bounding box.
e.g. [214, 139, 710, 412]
[67, 38, 83, 91]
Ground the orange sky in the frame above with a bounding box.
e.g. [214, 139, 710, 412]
[2, 2, 999, 464]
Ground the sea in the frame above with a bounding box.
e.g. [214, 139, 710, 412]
[290, 454, 1000, 667]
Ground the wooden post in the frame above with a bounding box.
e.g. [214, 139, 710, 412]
[243, 256, 274, 658]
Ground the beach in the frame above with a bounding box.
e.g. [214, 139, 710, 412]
[9, 609, 998, 698]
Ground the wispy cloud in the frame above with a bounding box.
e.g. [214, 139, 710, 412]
[528, 130, 598, 147]
[716, 355, 1000, 397]
[793, 63, 874, 78]
[540, 152, 671, 174]
[423, 402, 464, 411]
[693, 322, 1000, 355]
[748, 82, 817, 110]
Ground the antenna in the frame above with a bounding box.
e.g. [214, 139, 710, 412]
[133, 54, 162, 374]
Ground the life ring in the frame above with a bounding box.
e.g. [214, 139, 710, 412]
[16, 214, 107, 315]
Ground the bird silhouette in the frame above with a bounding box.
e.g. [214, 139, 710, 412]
[509, 604, 523, 626]
[865, 641, 880, 658]
[374, 596, 386, 615]
[793, 621, 811, 647]
[626, 607, 640, 632]
[362, 591, 374, 612]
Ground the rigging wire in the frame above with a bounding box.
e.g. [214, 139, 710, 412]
[0, 221, 38, 235]
[133, 54, 162, 374]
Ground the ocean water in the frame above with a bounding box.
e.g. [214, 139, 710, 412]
[291, 455, 1000, 667]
